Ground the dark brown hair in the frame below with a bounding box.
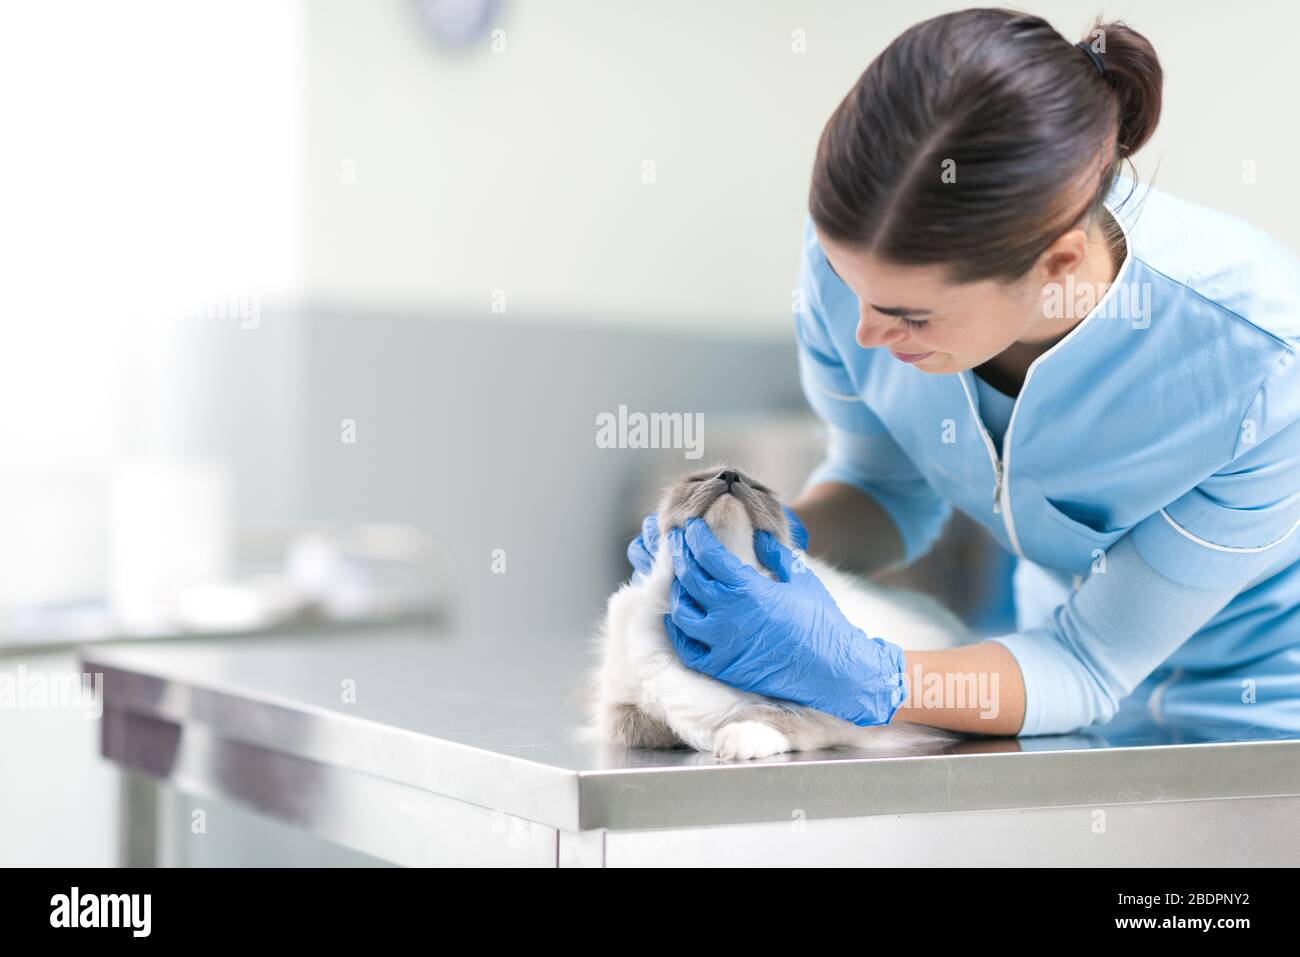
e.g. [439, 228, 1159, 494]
[809, 9, 1162, 281]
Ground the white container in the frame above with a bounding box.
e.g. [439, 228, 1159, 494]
[109, 459, 233, 630]
[0, 466, 109, 607]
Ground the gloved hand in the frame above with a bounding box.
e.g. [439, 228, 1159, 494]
[663, 517, 907, 727]
[626, 514, 663, 583]
[627, 506, 809, 582]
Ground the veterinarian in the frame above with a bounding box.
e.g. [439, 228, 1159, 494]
[630, 10, 1300, 737]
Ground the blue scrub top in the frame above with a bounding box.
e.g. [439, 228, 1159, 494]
[795, 176, 1300, 735]
[972, 373, 1014, 452]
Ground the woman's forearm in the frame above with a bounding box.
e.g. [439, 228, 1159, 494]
[894, 642, 1026, 736]
[790, 483, 1026, 735]
[787, 481, 903, 576]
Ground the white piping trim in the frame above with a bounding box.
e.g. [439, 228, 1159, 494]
[1158, 508, 1300, 554]
[997, 195, 1137, 561]
[1146, 667, 1181, 726]
[957, 372, 1013, 535]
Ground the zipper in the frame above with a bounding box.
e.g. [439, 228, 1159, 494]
[958, 372, 1011, 520]
[998, 380, 1027, 557]
[961, 354, 1070, 559]
[953, 196, 1135, 563]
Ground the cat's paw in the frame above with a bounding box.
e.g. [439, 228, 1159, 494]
[712, 720, 791, 760]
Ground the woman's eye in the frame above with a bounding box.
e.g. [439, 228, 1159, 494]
[900, 317, 929, 331]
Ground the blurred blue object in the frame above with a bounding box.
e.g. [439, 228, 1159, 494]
[412, 0, 501, 50]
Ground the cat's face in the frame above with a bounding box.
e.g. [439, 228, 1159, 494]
[656, 466, 791, 547]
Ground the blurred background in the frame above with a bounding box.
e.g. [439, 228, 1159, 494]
[2, 0, 1297, 865]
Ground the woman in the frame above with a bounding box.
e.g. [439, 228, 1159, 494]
[630, 9, 1300, 737]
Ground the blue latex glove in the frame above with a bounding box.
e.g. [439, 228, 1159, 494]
[663, 517, 907, 727]
[627, 506, 809, 582]
[626, 514, 663, 583]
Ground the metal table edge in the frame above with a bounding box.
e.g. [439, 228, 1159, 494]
[82, 647, 1300, 834]
[573, 738, 1300, 830]
[83, 651, 587, 832]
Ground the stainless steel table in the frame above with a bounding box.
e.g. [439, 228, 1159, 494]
[82, 628, 1300, 867]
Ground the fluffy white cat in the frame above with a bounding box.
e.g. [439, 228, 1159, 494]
[585, 466, 967, 760]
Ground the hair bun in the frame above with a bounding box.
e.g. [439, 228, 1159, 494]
[1082, 20, 1163, 158]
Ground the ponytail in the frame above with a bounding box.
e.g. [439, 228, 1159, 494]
[1082, 19, 1163, 159]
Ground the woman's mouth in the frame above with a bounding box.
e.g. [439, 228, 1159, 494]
[890, 350, 933, 364]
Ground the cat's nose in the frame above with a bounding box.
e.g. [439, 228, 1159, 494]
[716, 470, 740, 489]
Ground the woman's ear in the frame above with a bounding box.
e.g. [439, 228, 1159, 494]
[1036, 226, 1089, 286]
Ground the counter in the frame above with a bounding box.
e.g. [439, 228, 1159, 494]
[82, 627, 1300, 867]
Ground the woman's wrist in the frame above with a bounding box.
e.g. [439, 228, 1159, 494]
[844, 631, 908, 727]
[893, 645, 1026, 736]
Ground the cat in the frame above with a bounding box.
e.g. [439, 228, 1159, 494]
[584, 466, 967, 760]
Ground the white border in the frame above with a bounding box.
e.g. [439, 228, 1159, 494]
[1158, 508, 1300, 555]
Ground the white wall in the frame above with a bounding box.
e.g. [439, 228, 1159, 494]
[304, 0, 1300, 333]
[0, 652, 120, 866]
[0, 0, 305, 866]
[0, 0, 306, 605]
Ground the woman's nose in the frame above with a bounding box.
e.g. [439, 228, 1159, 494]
[855, 308, 905, 349]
